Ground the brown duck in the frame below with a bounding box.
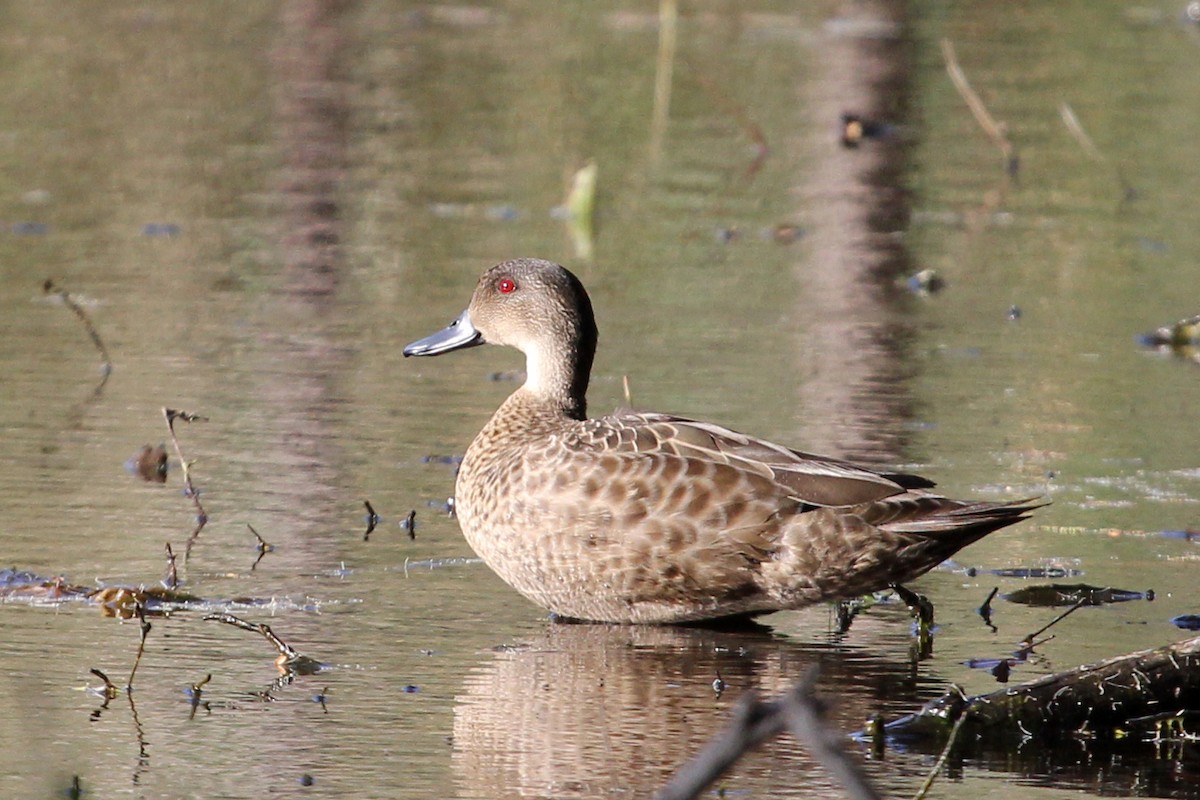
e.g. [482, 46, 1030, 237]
[404, 258, 1041, 624]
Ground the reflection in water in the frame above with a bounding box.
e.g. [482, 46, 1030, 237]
[791, 1, 916, 467]
[452, 621, 922, 798]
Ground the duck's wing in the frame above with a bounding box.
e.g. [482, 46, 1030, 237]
[576, 410, 933, 508]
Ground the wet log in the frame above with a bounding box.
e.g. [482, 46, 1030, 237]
[880, 634, 1200, 744]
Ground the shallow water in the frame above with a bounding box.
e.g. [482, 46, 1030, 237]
[1, 2, 1198, 798]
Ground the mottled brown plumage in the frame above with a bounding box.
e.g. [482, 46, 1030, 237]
[404, 258, 1042, 623]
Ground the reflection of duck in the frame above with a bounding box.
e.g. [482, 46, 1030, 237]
[451, 620, 917, 798]
[405, 259, 1042, 623]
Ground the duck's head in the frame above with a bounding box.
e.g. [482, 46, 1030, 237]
[404, 258, 598, 417]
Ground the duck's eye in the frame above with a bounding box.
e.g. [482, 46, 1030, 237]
[497, 277, 517, 294]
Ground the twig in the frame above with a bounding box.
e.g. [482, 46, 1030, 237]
[940, 39, 1017, 174]
[163, 543, 179, 589]
[978, 586, 999, 631]
[656, 667, 880, 800]
[163, 408, 209, 560]
[363, 499, 380, 540]
[1022, 596, 1088, 646]
[127, 602, 152, 690]
[204, 612, 323, 675]
[248, 524, 274, 570]
[43, 279, 113, 382]
[188, 673, 212, 720]
[402, 509, 417, 540]
[912, 710, 970, 800]
[90, 668, 120, 700]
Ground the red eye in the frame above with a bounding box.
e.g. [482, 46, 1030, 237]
[497, 277, 516, 294]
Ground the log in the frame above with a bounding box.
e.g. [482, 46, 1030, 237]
[878, 634, 1200, 744]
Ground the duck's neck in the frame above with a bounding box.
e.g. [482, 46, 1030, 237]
[520, 339, 592, 421]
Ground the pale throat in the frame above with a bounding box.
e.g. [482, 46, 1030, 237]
[519, 339, 585, 415]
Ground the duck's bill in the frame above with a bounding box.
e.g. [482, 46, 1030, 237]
[403, 309, 484, 357]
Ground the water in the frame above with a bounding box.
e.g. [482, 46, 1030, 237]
[1, 1, 1198, 798]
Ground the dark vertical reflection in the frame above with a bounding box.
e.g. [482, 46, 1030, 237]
[273, 0, 351, 303]
[250, 0, 353, 560]
[792, 0, 916, 467]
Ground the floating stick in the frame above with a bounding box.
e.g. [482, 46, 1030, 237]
[204, 612, 323, 675]
[1022, 596, 1089, 647]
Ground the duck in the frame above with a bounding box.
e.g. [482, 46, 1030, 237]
[404, 258, 1042, 624]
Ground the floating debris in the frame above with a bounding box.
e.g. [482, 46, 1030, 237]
[904, 269, 945, 295]
[142, 223, 181, 237]
[713, 226, 740, 245]
[963, 656, 1017, 683]
[1171, 614, 1200, 630]
[1003, 583, 1153, 607]
[421, 454, 463, 466]
[12, 221, 48, 235]
[363, 499, 381, 540]
[1007, 305, 1022, 321]
[765, 224, 804, 244]
[426, 497, 455, 516]
[188, 673, 212, 719]
[484, 205, 520, 222]
[988, 565, 1082, 579]
[1138, 315, 1200, 349]
[126, 444, 168, 483]
[1160, 529, 1200, 542]
[401, 509, 417, 540]
[839, 112, 893, 147]
[978, 586, 999, 630]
